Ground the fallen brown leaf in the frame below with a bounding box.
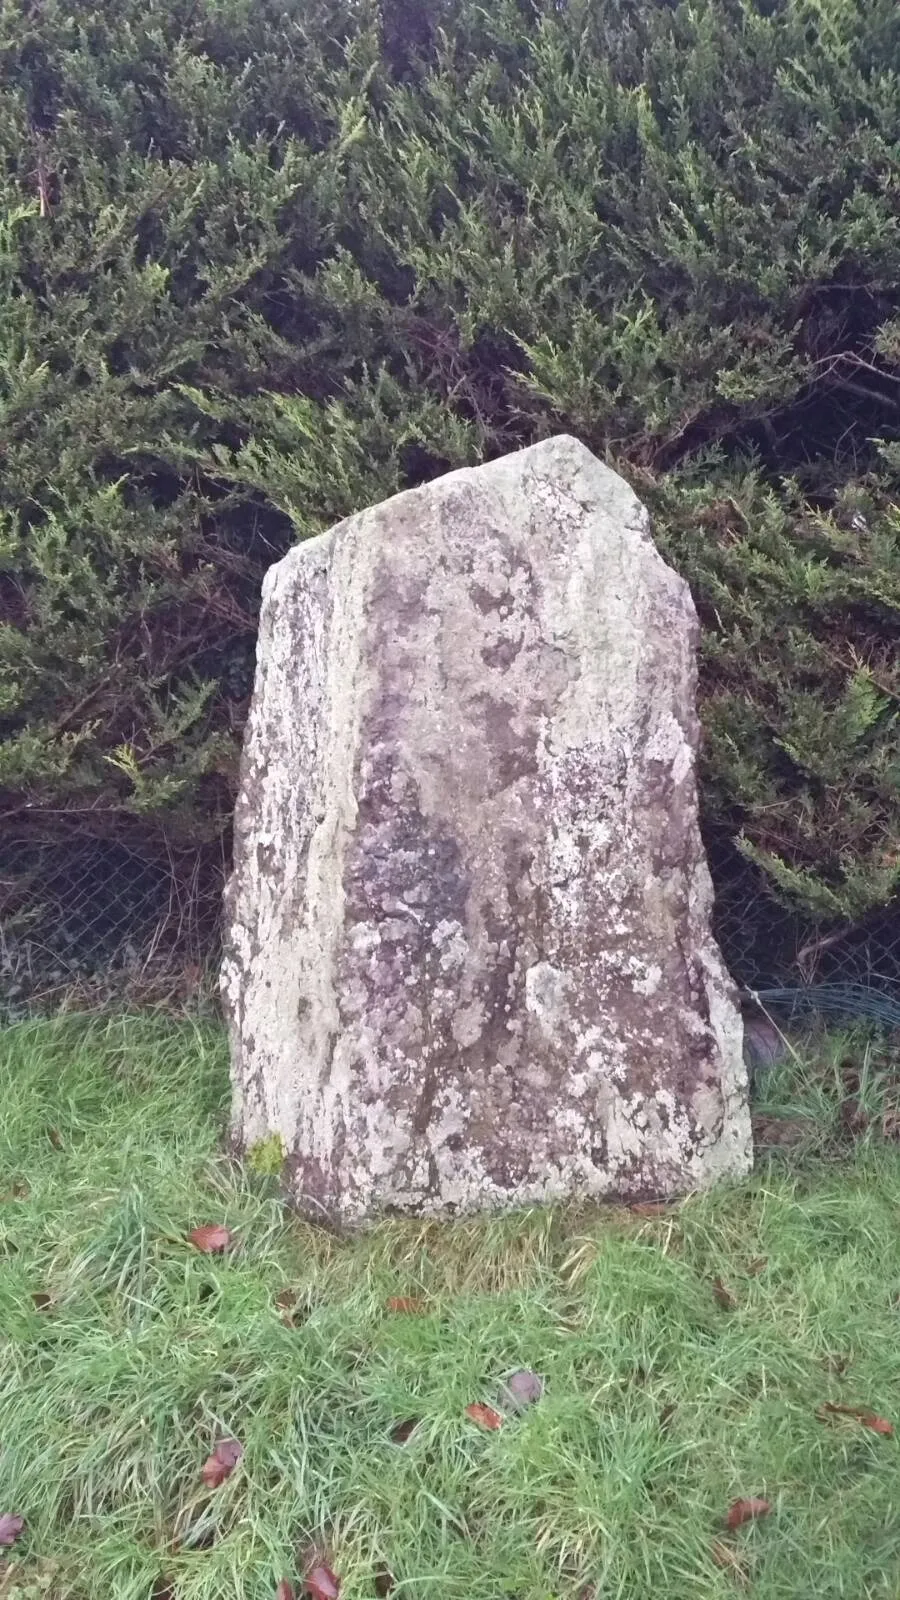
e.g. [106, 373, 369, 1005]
[751, 1114, 813, 1147]
[305, 1564, 340, 1600]
[275, 1582, 296, 1600]
[711, 1538, 750, 1584]
[0, 1514, 24, 1547]
[188, 1224, 232, 1254]
[823, 1352, 851, 1376]
[200, 1437, 243, 1488]
[500, 1369, 543, 1411]
[374, 1570, 395, 1596]
[465, 1402, 503, 1431]
[385, 1296, 426, 1314]
[629, 1201, 670, 1218]
[181, 961, 202, 994]
[881, 1104, 900, 1142]
[839, 1057, 861, 1094]
[713, 1276, 737, 1310]
[31, 1291, 52, 1311]
[276, 1288, 308, 1328]
[725, 1497, 771, 1530]
[819, 1402, 893, 1436]
[746, 1257, 767, 1277]
[839, 1097, 870, 1138]
[390, 1418, 419, 1444]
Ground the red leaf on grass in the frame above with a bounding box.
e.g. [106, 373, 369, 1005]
[275, 1583, 296, 1600]
[0, 1514, 24, 1547]
[725, 1498, 771, 1530]
[200, 1437, 243, 1488]
[188, 1224, 232, 1254]
[465, 1403, 503, 1431]
[306, 1564, 340, 1600]
[862, 1414, 894, 1436]
[385, 1296, 426, 1314]
[819, 1402, 893, 1436]
[713, 1277, 737, 1310]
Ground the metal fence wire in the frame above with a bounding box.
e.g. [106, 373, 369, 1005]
[0, 826, 898, 1022]
[0, 832, 226, 1017]
[707, 831, 900, 993]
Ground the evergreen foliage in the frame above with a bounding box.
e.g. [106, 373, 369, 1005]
[1, 0, 898, 933]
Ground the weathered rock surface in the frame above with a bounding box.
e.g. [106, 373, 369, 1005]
[223, 434, 752, 1222]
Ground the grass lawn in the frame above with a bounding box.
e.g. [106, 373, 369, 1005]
[1, 1017, 900, 1599]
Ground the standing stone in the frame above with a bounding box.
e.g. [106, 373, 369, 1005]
[223, 435, 752, 1222]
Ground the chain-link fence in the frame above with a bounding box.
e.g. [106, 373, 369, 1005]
[706, 830, 900, 993]
[1, 824, 898, 1021]
[0, 830, 226, 1019]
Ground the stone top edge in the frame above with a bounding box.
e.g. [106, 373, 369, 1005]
[268, 433, 644, 579]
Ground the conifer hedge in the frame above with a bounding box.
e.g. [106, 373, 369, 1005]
[1, 0, 898, 946]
